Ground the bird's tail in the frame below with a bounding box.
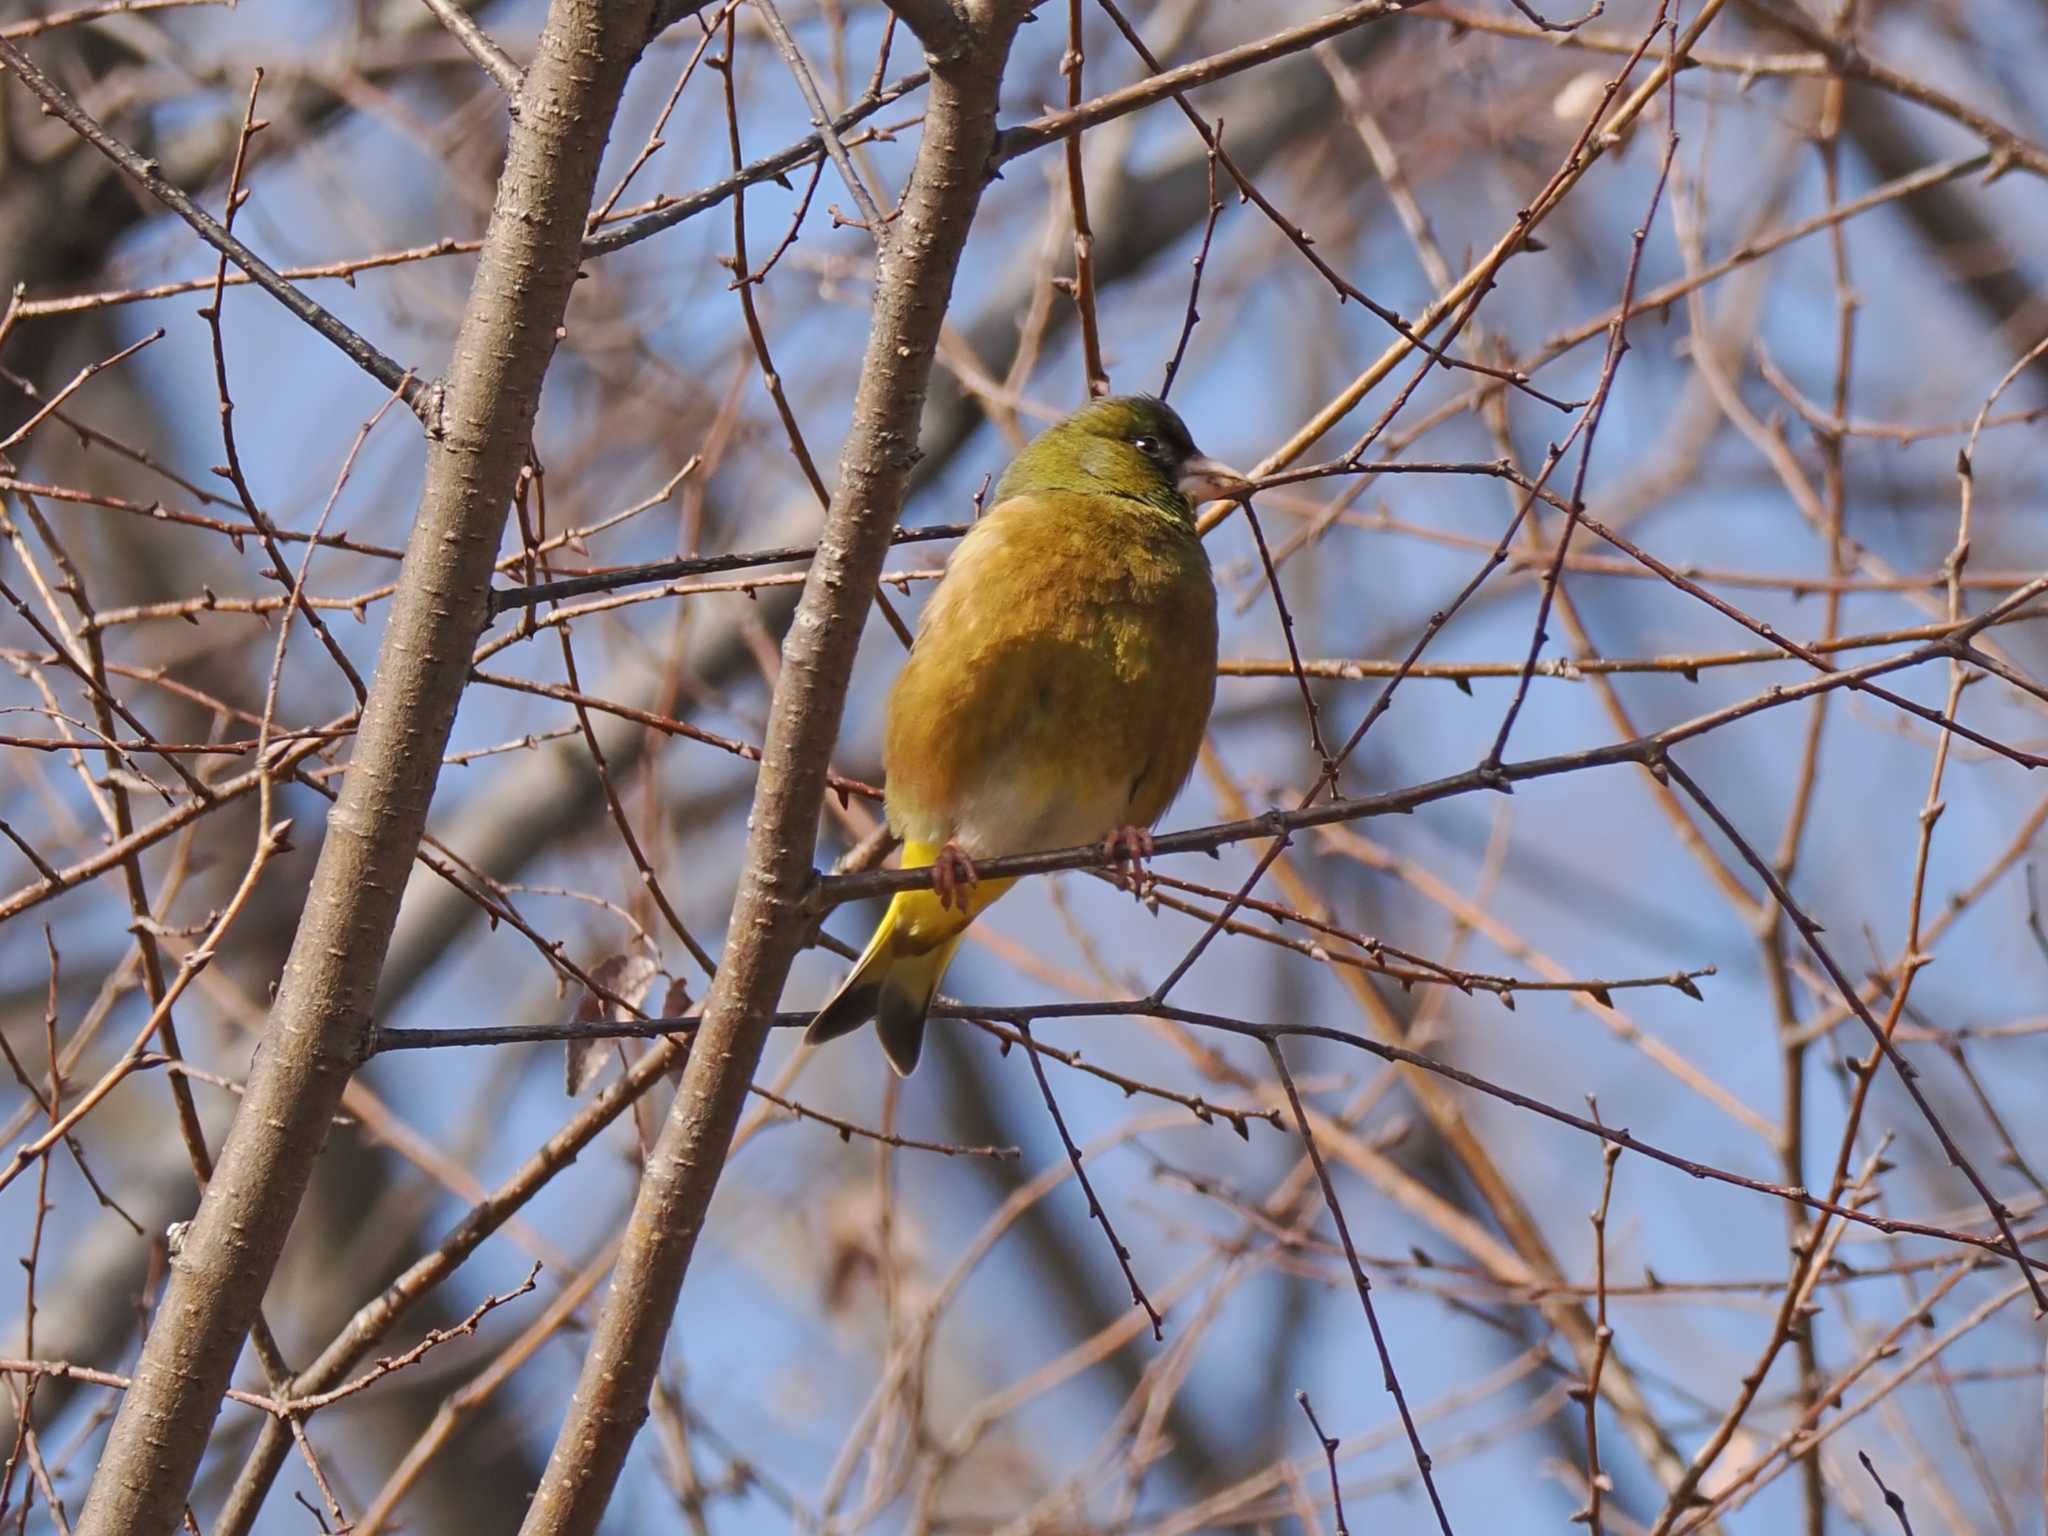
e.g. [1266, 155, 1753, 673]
[805, 842, 1015, 1075]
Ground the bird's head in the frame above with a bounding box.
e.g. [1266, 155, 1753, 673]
[992, 395, 1250, 517]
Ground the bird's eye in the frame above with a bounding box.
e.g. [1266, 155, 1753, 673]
[1131, 435, 1161, 457]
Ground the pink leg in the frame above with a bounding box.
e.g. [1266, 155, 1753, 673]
[1101, 825, 1156, 893]
[930, 840, 979, 910]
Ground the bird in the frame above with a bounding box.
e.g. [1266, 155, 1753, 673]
[806, 395, 1248, 1075]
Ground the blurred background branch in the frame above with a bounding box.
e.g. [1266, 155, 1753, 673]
[0, 0, 2045, 1530]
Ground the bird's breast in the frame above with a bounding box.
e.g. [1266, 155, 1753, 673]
[882, 496, 1216, 857]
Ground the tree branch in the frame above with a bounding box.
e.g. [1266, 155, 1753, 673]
[802, 572, 2046, 909]
[579, 67, 929, 257]
[582, 0, 1401, 265]
[883, 0, 970, 60]
[418, 0, 524, 98]
[0, 35, 429, 417]
[646, 0, 723, 40]
[990, 0, 1407, 166]
[513, 12, 1032, 1531]
[72, 4, 657, 1531]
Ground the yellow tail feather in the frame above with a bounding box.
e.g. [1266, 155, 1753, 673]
[804, 842, 1015, 1075]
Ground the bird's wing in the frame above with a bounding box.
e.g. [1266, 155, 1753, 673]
[882, 491, 1216, 858]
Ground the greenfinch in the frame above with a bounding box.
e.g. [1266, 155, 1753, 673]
[807, 396, 1247, 1074]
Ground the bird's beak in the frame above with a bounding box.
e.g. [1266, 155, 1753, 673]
[1177, 453, 1252, 503]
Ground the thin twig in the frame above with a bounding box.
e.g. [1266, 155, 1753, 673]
[0, 38, 427, 416]
[1017, 1020, 1163, 1338]
[418, 0, 524, 96]
[1267, 1040, 1454, 1532]
[1295, 1391, 1351, 1536]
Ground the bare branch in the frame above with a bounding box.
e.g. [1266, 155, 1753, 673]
[995, 1, 1405, 166]
[12, 1, 2048, 1527]
[418, 0, 525, 97]
[72, 4, 661, 1529]
[515, 11, 1035, 1529]
[881, 0, 969, 59]
[0, 37, 428, 416]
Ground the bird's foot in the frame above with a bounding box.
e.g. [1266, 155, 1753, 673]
[1101, 825, 1156, 896]
[931, 841, 979, 910]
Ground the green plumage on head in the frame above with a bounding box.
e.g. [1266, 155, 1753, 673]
[992, 395, 1213, 515]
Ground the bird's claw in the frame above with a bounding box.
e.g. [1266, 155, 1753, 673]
[931, 842, 979, 910]
[1102, 825, 1156, 896]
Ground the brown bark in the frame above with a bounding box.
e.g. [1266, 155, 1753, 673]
[73, 3, 654, 1530]
[513, 5, 1034, 1530]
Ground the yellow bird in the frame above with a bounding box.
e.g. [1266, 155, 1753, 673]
[807, 396, 1247, 1073]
